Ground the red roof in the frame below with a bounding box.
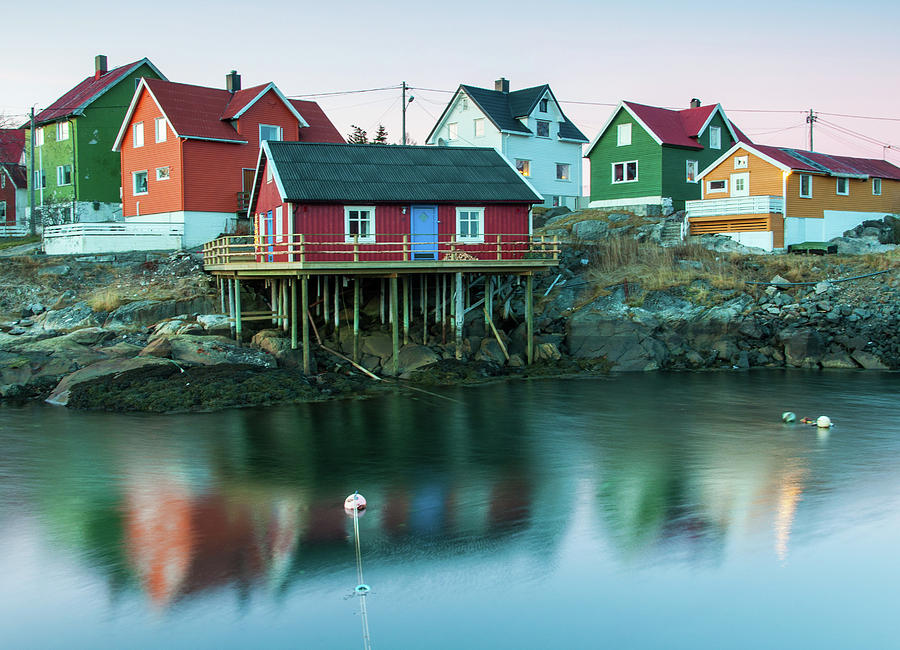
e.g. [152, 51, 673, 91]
[290, 100, 344, 143]
[0, 129, 25, 164]
[750, 144, 900, 180]
[137, 79, 342, 145]
[623, 101, 749, 149]
[34, 58, 158, 125]
[145, 79, 252, 142]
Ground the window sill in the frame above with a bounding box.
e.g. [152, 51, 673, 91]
[133, 192, 148, 196]
[457, 237, 484, 244]
[344, 236, 375, 245]
[611, 180, 639, 184]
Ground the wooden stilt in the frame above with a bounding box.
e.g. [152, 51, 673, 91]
[219, 277, 225, 313]
[353, 276, 360, 362]
[390, 276, 400, 375]
[380, 279, 385, 325]
[316, 276, 321, 316]
[333, 275, 340, 339]
[234, 278, 243, 344]
[441, 274, 447, 344]
[402, 276, 409, 345]
[270, 280, 277, 326]
[227, 277, 235, 339]
[454, 272, 463, 359]
[433, 273, 439, 324]
[525, 273, 534, 365]
[291, 278, 298, 350]
[302, 275, 310, 374]
[421, 274, 427, 344]
[323, 275, 330, 327]
[485, 275, 492, 328]
[282, 279, 289, 332]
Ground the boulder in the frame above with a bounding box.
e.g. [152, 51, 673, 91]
[168, 335, 276, 368]
[397, 344, 440, 373]
[101, 342, 145, 358]
[104, 297, 219, 331]
[41, 302, 103, 332]
[151, 318, 187, 337]
[571, 220, 609, 241]
[475, 338, 507, 364]
[535, 342, 562, 362]
[361, 332, 393, 360]
[65, 327, 115, 346]
[566, 313, 666, 371]
[850, 350, 889, 370]
[139, 337, 173, 358]
[782, 329, 825, 367]
[46, 357, 174, 406]
[197, 314, 231, 334]
[821, 351, 859, 369]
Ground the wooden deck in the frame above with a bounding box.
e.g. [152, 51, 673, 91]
[202, 233, 560, 277]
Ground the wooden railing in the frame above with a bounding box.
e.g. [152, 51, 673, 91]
[202, 232, 560, 267]
[236, 192, 251, 214]
[685, 195, 784, 218]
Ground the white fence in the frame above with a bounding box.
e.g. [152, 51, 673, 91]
[686, 195, 784, 218]
[0, 225, 29, 238]
[43, 222, 184, 255]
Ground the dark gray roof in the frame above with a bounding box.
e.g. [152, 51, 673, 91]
[458, 84, 588, 142]
[263, 142, 543, 204]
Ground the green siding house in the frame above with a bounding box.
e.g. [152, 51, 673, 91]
[24, 55, 165, 225]
[584, 100, 747, 213]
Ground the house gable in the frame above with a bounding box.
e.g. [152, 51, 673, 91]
[587, 105, 663, 203]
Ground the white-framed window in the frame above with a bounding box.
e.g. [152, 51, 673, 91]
[133, 170, 148, 195]
[275, 205, 284, 243]
[133, 122, 144, 148]
[448, 122, 458, 140]
[612, 160, 638, 183]
[259, 124, 282, 143]
[539, 98, 549, 112]
[473, 118, 484, 137]
[461, 97, 468, 111]
[60, 206, 73, 222]
[552, 196, 560, 208]
[536, 120, 550, 137]
[456, 207, 484, 243]
[33, 170, 46, 189]
[515, 159, 530, 177]
[686, 160, 699, 183]
[1, 174, 4, 189]
[56, 165, 72, 186]
[344, 206, 375, 243]
[617, 123, 632, 146]
[730, 172, 749, 197]
[799, 174, 812, 198]
[556, 163, 570, 181]
[836, 177, 849, 195]
[709, 126, 721, 149]
[873, 178, 882, 196]
[734, 155, 748, 169]
[155, 117, 166, 143]
[56, 122, 69, 141]
[35, 127, 44, 147]
[156, 166, 170, 181]
[0, 201, 6, 220]
[707, 179, 728, 193]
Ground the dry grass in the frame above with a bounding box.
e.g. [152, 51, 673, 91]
[537, 209, 655, 235]
[87, 288, 130, 312]
[586, 238, 744, 295]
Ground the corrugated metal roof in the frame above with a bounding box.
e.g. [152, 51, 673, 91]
[266, 142, 543, 203]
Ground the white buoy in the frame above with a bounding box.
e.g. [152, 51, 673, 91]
[345, 492, 367, 511]
[782, 412, 796, 423]
[816, 415, 833, 428]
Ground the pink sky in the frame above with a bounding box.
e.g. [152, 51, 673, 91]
[2, 0, 898, 165]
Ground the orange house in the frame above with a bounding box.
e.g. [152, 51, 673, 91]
[113, 72, 343, 248]
[687, 142, 900, 250]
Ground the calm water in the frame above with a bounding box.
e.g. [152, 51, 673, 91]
[1, 371, 899, 649]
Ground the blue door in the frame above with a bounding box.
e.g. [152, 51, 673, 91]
[266, 211, 274, 262]
[410, 205, 438, 260]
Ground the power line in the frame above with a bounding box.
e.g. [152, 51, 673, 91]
[818, 111, 900, 123]
[287, 85, 400, 99]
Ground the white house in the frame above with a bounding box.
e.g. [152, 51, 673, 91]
[425, 78, 588, 209]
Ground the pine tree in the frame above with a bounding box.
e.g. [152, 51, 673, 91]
[372, 124, 389, 144]
[347, 125, 368, 144]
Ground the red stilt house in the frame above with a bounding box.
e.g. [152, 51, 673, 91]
[246, 142, 544, 264]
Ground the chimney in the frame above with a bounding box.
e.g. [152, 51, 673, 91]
[226, 70, 241, 93]
[690, 98, 701, 108]
[495, 77, 510, 94]
[94, 55, 108, 80]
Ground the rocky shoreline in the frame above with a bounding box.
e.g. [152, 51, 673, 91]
[0, 227, 897, 413]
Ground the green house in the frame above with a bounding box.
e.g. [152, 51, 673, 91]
[24, 55, 165, 225]
[584, 100, 747, 214]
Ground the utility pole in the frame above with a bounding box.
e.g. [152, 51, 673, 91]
[29, 107, 35, 236]
[806, 109, 817, 152]
[401, 81, 414, 145]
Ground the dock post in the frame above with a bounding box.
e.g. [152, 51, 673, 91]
[219, 277, 225, 313]
[390, 276, 400, 375]
[234, 277, 243, 345]
[270, 280, 277, 326]
[402, 276, 409, 345]
[441, 274, 447, 344]
[353, 276, 360, 362]
[454, 272, 463, 360]
[485, 275, 493, 328]
[227, 277, 235, 339]
[422, 274, 428, 344]
[302, 275, 310, 374]
[525, 273, 533, 365]
[291, 278, 298, 350]
[282, 280, 289, 332]
[334, 276, 340, 340]
[323, 276, 330, 327]
[380, 279, 385, 325]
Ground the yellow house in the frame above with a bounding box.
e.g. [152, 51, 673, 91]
[686, 143, 900, 250]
